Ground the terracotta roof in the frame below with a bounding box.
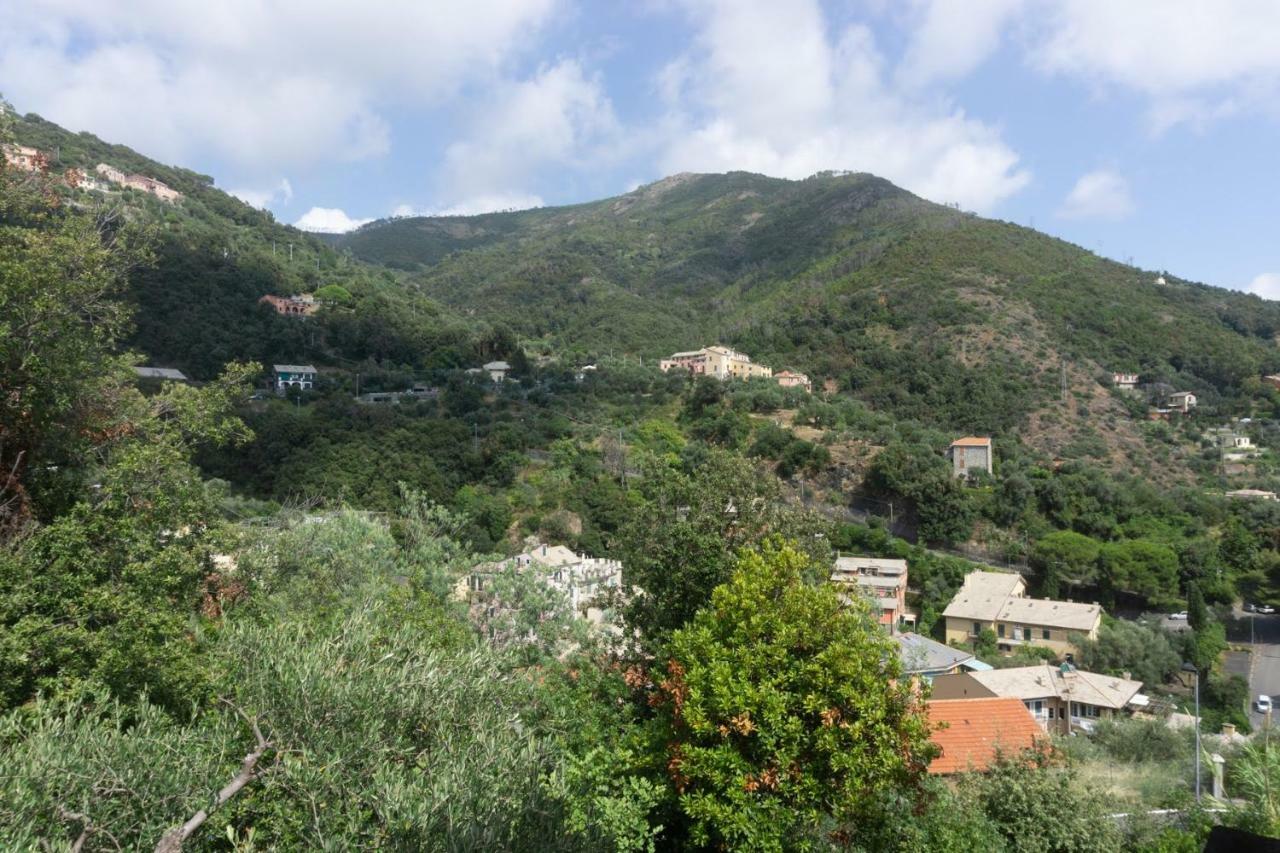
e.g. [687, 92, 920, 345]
[950, 436, 992, 448]
[927, 698, 1044, 775]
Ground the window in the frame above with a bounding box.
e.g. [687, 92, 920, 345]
[972, 622, 981, 637]
[1046, 707, 1055, 719]
[998, 624, 1006, 638]
[1023, 627, 1032, 641]
[1028, 700, 1044, 716]
[1042, 628, 1051, 641]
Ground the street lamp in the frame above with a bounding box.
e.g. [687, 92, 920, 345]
[1182, 661, 1201, 800]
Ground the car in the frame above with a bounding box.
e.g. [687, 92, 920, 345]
[1168, 611, 1189, 620]
[1258, 695, 1273, 714]
[1259, 605, 1277, 615]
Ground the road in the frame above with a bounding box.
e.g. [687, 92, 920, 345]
[1239, 609, 1280, 730]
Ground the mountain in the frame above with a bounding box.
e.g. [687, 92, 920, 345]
[7, 111, 475, 380]
[335, 170, 1280, 460]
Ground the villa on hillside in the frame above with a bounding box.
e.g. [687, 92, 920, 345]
[459, 542, 626, 632]
[830, 556, 913, 633]
[659, 346, 772, 380]
[948, 437, 993, 479]
[94, 163, 182, 202]
[483, 361, 511, 382]
[2, 144, 46, 172]
[273, 364, 317, 393]
[942, 570, 1102, 658]
[260, 293, 320, 317]
[774, 370, 812, 392]
[1167, 391, 1198, 413]
[1111, 372, 1139, 391]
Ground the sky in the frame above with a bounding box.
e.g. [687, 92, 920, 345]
[2, 1, 1279, 297]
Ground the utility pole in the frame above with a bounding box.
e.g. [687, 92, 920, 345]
[289, 243, 294, 261]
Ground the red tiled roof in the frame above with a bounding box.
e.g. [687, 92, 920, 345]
[950, 436, 992, 448]
[927, 697, 1044, 775]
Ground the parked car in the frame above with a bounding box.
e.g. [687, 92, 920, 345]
[1258, 695, 1273, 714]
[1168, 611, 1189, 620]
[1259, 605, 1277, 615]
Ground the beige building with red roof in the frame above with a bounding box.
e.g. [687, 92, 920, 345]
[927, 697, 1045, 775]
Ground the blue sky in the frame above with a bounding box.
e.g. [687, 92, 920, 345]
[3, 1, 1279, 297]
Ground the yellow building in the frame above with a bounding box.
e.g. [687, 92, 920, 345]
[942, 571, 1101, 658]
[659, 346, 772, 380]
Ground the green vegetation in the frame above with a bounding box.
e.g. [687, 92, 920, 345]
[11, 105, 1280, 849]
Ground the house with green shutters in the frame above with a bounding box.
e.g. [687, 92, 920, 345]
[273, 364, 317, 394]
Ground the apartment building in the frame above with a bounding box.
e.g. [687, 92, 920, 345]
[942, 571, 1102, 658]
[659, 346, 772, 380]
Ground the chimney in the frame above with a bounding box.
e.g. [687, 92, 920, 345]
[1222, 723, 1237, 738]
[1122, 671, 1131, 681]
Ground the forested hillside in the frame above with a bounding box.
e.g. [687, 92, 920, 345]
[340, 172, 1280, 456]
[10, 105, 1280, 850]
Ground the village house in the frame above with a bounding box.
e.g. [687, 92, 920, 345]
[460, 542, 626, 630]
[942, 570, 1102, 658]
[894, 632, 985, 679]
[483, 360, 512, 382]
[1111, 372, 1139, 391]
[273, 364, 317, 393]
[260, 293, 319, 317]
[774, 370, 812, 392]
[948, 436, 993, 479]
[926, 697, 1045, 775]
[133, 366, 189, 382]
[65, 167, 109, 192]
[936, 663, 1148, 735]
[1167, 391, 1197, 413]
[2, 144, 46, 172]
[830, 556, 913, 633]
[659, 346, 772, 380]
[94, 163, 182, 202]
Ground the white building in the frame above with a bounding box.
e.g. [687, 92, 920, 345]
[462, 543, 626, 630]
[483, 360, 511, 382]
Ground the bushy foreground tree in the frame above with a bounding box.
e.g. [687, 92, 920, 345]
[648, 542, 934, 850]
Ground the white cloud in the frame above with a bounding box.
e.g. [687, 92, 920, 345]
[1057, 169, 1134, 220]
[897, 0, 1025, 88]
[0, 1, 558, 174]
[1026, 1, 1280, 131]
[229, 178, 293, 210]
[1247, 273, 1280, 301]
[436, 59, 622, 209]
[294, 207, 372, 233]
[653, 1, 1030, 213]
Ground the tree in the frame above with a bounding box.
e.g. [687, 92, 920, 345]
[1187, 581, 1209, 633]
[1032, 530, 1101, 597]
[1097, 539, 1180, 607]
[649, 542, 933, 850]
[618, 449, 829, 648]
[959, 756, 1121, 853]
[0, 153, 149, 534]
[1073, 620, 1180, 686]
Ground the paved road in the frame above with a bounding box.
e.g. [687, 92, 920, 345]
[1240, 610, 1280, 730]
